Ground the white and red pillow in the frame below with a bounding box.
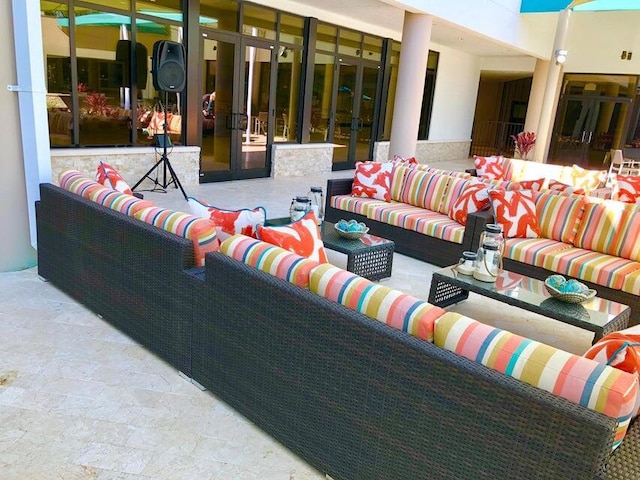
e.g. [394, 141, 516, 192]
[507, 178, 546, 191]
[96, 161, 133, 195]
[488, 189, 541, 238]
[256, 211, 328, 263]
[391, 155, 418, 165]
[188, 197, 266, 241]
[547, 179, 585, 196]
[448, 179, 490, 226]
[612, 174, 640, 203]
[474, 155, 505, 180]
[351, 161, 393, 202]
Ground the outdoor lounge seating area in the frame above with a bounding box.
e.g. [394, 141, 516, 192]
[19, 159, 640, 479]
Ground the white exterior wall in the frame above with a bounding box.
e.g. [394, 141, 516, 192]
[428, 43, 481, 141]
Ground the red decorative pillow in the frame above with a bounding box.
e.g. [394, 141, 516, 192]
[612, 174, 640, 203]
[547, 179, 585, 196]
[188, 197, 266, 241]
[584, 324, 640, 416]
[351, 161, 393, 202]
[256, 211, 328, 263]
[96, 162, 133, 195]
[474, 155, 504, 180]
[507, 178, 546, 191]
[391, 155, 418, 165]
[448, 179, 490, 226]
[488, 189, 541, 238]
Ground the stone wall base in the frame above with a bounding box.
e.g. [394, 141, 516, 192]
[271, 143, 333, 178]
[50, 146, 201, 189]
[373, 140, 471, 164]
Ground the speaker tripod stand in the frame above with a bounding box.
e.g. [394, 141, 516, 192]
[132, 92, 187, 200]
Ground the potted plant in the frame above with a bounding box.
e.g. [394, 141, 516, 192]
[511, 131, 536, 160]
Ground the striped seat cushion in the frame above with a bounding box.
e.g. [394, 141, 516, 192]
[366, 203, 465, 243]
[537, 247, 640, 290]
[504, 238, 573, 266]
[621, 269, 640, 296]
[309, 263, 445, 341]
[134, 206, 219, 267]
[534, 191, 586, 244]
[434, 313, 639, 450]
[399, 170, 450, 210]
[574, 200, 640, 262]
[330, 195, 388, 217]
[220, 234, 320, 288]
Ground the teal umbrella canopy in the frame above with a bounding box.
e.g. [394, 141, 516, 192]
[521, 0, 640, 12]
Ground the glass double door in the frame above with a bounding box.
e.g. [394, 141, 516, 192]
[331, 59, 381, 170]
[550, 95, 630, 168]
[200, 33, 274, 182]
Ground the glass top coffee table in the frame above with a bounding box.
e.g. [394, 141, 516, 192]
[266, 218, 394, 281]
[428, 266, 630, 344]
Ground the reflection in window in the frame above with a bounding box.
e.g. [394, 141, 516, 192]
[310, 53, 334, 143]
[200, 0, 238, 31]
[275, 47, 302, 142]
[242, 4, 276, 40]
[41, 0, 183, 147]
[136, 0, 182, 20]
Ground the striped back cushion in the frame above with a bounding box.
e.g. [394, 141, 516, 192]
[309, 263, 445, 342]
[439, 176, 471, 215]
[400, 170, 450, 211]
[417, 165, 471, 178]
[574, 199, 640, 261]
[134, 206, 219, 267]
[389, 163, 411, 201]
[220, 234, 320, 288]
[59, 169, 104, 198]
[434, 313, 638, 450]
[534, 191, 586, 244]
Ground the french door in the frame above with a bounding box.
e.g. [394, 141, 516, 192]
[550, 95, 631, 168]
[200, 32, 274, 182]
[331, 58, 381, 170]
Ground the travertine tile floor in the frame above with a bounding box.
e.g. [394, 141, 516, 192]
[0, 158, 593, 479]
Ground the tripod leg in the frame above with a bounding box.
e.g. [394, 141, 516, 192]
[163, 156, 188, 200]
[131, 156, 166, 191]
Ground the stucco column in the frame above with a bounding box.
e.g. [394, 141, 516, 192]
[1, 0, 48, 271]
[524, 58, 550, 136]
[388, 12, 432, 160]
[533, 8, 571, 163]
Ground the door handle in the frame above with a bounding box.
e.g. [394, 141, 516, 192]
[587, 131, 593, 143]
[580, 131, 587, 142]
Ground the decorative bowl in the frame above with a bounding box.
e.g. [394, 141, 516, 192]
[544, 275, 597, 304]
[334, 219, 369, 240]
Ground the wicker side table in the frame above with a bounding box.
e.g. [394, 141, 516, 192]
[321, 222, 394, 281]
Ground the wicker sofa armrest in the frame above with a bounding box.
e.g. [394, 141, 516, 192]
[464, 208, 494, 253]
[325, 178, 354, 214]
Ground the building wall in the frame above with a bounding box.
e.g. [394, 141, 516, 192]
[428, 43, 481, 141]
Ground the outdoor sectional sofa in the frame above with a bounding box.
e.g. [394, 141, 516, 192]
[35, 175, 640, 480]
[325, 163, 491, 267]
[326, 159, 640, 325]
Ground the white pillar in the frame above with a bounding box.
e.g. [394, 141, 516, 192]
[533, 8, 571, 163]
[388, 12, 432, 161]
[524, 59, 549, 135]
[1, 0, 49, 271]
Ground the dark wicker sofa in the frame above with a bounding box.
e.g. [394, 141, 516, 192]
[325, 178, 491, 267]
[36, 182, 640, 480]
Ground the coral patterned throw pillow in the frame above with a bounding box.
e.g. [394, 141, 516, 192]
[351, 161, 393, 202]
[448, 179, 491, 226]
[96, 161, 133, 195]
[474, 155, 505, 180]
[488, 189, 541, 238]
[188, 197, 266, 241]
[256, 211, 328, 263]
[612, 174, 640, 203]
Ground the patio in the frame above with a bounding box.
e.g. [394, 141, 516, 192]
[0, 158, 597, 479]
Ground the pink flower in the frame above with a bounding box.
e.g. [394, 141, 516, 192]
[511, 131, 536, 158]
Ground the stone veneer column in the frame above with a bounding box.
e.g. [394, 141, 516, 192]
[1, 0, 47, 271]
[388, 12, 432, 161]
[534, 8, 571, 163]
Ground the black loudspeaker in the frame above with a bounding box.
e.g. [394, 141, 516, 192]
[116, 40, 148, 90]
[152, 40, 186, 92]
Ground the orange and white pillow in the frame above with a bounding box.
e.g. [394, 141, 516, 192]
[448, 179, 491, 226]
[474, 155, 505, 180]
[612, 174, 640, 203]
[351, 161, 393, 202]
[256, 211, 328, 263]
[507, 178, 546, 191]
[488, 189, 541, 238]
[188, 197, 266, 241]
[96, 161, 133, 195]
[547, 179, 585, 196]
[584, 324, 640, 417]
